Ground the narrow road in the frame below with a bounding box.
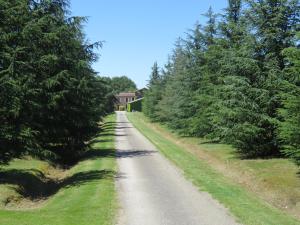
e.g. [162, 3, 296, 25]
[115, 111, 239, 225]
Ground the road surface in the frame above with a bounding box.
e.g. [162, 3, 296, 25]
[115, 111, 239, 225]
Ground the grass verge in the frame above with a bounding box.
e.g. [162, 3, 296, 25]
[127, 112, 300, 225]
[0, 114, 117, 225]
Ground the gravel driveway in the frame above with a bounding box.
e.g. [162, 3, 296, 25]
[115, 111, 240, 225]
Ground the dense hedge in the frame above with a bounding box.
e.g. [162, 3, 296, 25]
[127, 99, 143, 112]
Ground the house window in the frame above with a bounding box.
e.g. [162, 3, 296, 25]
[132, 97, 134, 101]
[126, 98, 128, 102]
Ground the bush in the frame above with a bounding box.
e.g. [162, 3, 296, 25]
[127, 99, 143, 112]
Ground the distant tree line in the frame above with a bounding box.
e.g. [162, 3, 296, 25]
[99, 76, 137, 112]
[0, 0, 137, 165]
[143, 0, 300, 165]
[107, 76, 137, 94]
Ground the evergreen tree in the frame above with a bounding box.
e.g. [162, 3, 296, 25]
[140, 0, 300, 163]
[237, 0, 300, 157]
[247, 0, 299, 69]
[219, 0, 244, 46]
[279, 86, 300, 165]
[149, 62, 160, 85]
[0, 0, 112, 164]
[143, 62, 163, 121]
[97, 76, 117, 114]
[26, 0, 106, 163]
[203, 6, 218, 47]
[156, 36, 203, 133]
[180, 25, 209, 136]
[203, 0, 266, 156]
[279, 32, 300, 165]
[0, 0, 38, 163]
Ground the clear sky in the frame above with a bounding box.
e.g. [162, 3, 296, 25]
[70, 0, 228, 88]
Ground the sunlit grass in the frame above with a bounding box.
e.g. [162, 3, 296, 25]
[0, 114, 117, 225]
[127, 112, 300, 225]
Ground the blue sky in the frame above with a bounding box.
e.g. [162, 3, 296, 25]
[71, 0, 228, 88]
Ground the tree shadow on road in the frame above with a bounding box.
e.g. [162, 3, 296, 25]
[82, 149, 157, 160]
[116, 150, 157, 158]
[115, 126, 133, 129]
[99, 133, 126, 137]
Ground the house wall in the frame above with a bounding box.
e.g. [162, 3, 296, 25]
[115, 91, 145, 111]
[118, 96, 135, 104]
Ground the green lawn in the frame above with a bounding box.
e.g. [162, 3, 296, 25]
[127, 112, 300, 225]
[0, 114, 117, 225]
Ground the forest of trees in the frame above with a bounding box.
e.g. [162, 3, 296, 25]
[0, 0, 136, 166]
[143, 0, 300, 165]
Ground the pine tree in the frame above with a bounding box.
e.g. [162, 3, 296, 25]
[156, 37, 203, 133]
[235, 0, 300, 157]
[247, 0, 299, 69]
[141, 0, 300, 162]
[219, 0, 244, 46]
[203, 6, 218, 47]
[203, 0, 265, 154]
[181, 25, 211, 136]
[149, 62, 160, 85]
[0, 0, 111, 164]
[143, 62, 164, 121]
[26, 0, 105, 163]
[279, 32, 300, 165]
[97, 76, 117, 114]
[0, 0, 39, 163]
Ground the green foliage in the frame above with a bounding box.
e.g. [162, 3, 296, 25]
[278, 32, 300, 165]
[0, 0, 39, 162]
[96, 75, 137, 113]
[279, 87, 300, 165]
[143, 0, 300, 162]
[110, 76, 137, 94]
[128, 112, 300, 225]
[0, 0, 113, 165]
[143, 62, 164, 121]
[96, 76, 118, 114]
[127, 99, 143, 112]
[0, 114, 117, 225]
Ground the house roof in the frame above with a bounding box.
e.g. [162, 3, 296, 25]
[116, 92, 136, 97]
[128, 98, 144, 104]
[137, 88, 147, 92]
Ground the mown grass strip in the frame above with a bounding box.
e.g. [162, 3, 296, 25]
[0, 114, 117, 225]
[127, 112, 300, 225]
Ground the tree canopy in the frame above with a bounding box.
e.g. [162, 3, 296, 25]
[143, 0, 300, 165]
[0, 0, 114, 165]
[110, 76, 137, 94]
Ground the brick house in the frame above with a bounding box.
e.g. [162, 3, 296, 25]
[115, 88, 146, 111]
